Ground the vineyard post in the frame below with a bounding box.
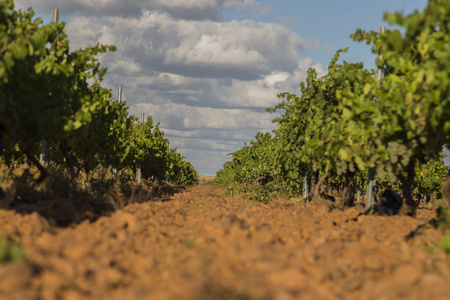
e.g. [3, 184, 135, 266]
[137, 112, 144, 184]
[366, 168, 376, 210]
[357, 183, 361, 203]
[303, 172, 309, 199]
[118, 84, 123, 103]
[366, 27, 386, 211]
[112, 84, 123, 174]
[39, 9, 60, 168]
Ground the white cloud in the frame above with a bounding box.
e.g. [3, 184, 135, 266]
[131, 101, 274, 130]
[164, 33, 267, 68]
[169, 136, 240, 152]
[65, 16, 104, 50]
[66, 12, 316, 81]
[15, 0, 269, 20]
[161, 128, 265, 143]
[108, 60, 141, 76]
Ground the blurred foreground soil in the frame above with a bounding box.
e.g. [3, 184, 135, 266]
[0, 184, 449, 300]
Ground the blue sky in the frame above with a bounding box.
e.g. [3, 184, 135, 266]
[15, 0, 448, 173]
[226, 0, 429, 68]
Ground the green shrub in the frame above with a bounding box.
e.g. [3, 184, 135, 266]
[0, 237, 26, 264]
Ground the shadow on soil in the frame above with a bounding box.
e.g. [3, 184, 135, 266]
[3, 183, 186, 228]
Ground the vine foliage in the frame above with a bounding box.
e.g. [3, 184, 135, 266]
[0, 1, 198, 185]
[216, 0, 450, 213]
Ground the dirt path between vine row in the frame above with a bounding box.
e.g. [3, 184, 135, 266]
[0, 184, 449, 300]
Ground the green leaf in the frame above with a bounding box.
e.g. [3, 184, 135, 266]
[442, 236, 450, 255]
[354, 156, 365, 171]
[363, 83, 372, 95]
[10, 42, 28, 60]
[31, 30, 46, 48]
[10, 244, 26, 263]
[338, 149, 350, 161]
[0, 61, 6, 79]
[0, 238, 9, 262]
[342, 108, 352, 119]
[3, 51, 14, 69]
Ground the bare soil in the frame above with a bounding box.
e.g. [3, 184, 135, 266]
[0, 184, 449, 300]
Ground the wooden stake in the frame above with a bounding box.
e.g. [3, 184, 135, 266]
[118, 84, 123, 103]
[303, 172, 309, 200]
[137, 112, 145, 184]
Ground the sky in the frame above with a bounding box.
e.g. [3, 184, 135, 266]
[15, 0, 448, 174]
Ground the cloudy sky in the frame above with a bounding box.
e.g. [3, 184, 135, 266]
[16, 0, 438, 174]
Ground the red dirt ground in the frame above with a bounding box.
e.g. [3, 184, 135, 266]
[0, 184, 449, 300]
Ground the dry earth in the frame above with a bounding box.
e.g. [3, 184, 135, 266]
[0, 184, 449, 300]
